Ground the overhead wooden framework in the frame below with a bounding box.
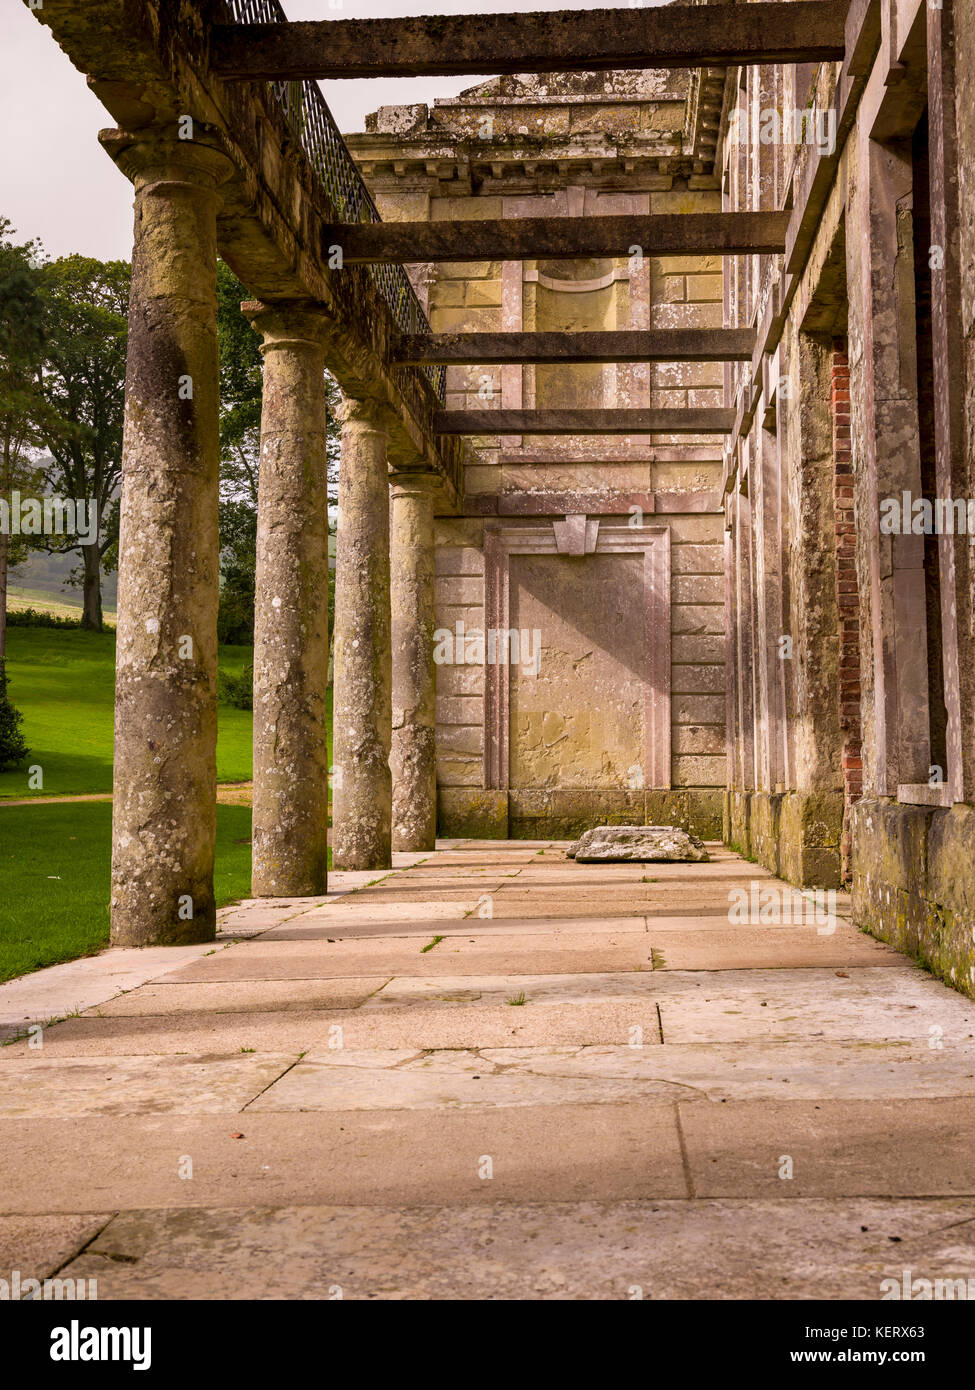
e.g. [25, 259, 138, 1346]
[210, 1, 849, 80]
[395, 329, 756, 366]
[434, 409, 735, 436]
[323, 212, 788, 265]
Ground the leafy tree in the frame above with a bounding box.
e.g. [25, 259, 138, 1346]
[0, 657, 29, 770]
[36, 255, 129, 631]
[0, 218, 49, 659]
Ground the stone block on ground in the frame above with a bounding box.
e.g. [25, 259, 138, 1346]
[567, 824, 710, 862]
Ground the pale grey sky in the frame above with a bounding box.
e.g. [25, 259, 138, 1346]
[1, 0, 634, 262]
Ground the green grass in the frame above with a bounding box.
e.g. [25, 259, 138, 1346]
[0, 627, 255, 798]
[0, 801, 256, 984]
[0, 625, 335, 982]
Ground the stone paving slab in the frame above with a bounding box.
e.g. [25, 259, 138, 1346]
[241, 1039, 975, 1108]
[648, 926, 908, 970]
[247, 1055, 677, 1112]
[362, 971, 666, 1010]
[0, 1213, 111, 1284]
[87, 978, 391, 1016]
[489, 891, 742, 919]
[257, 915, 652, 939]
[0, 1054, 297, 1117]
[0, 1000, 666, 1055]
[477, 1040, 975, 1100]
[242, 1037, 975, 1112]
[654, 966, 975, 1042]
[257, 902, 478, 937]
[680, 1098, 975, 1197]
[515, 863, 777, 883]
[35, 1198, 975, 1300]
[0, 942, 246, 1043]
[0, 1103, 687, 1212]
[156, 935, 654, 982]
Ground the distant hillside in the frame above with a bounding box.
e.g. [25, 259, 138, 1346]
[8, 548, 118, 612]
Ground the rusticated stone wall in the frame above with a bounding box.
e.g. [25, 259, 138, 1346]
[723, 0, 975, 994]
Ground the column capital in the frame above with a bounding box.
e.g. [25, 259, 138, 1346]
[389, 470, 440, 497]
[338, 393, 390, 431]
[100, 127, 236, 197]
[243, 299, 337, 353]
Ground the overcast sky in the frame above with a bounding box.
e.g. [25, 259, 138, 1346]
[1, 0, 637, 262]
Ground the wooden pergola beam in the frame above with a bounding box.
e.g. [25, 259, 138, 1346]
[324, 212, 789, 265]
[211, 2, 849, 80]
[434, 409, 735, 436]
[395, 329, 755, 366]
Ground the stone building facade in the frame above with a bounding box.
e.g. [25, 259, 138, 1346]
[347, 0, 975, 997]
[717, 0, 975, 994]
[348, 67, 731, 841]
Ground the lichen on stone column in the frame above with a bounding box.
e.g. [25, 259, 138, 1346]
[332, 395, 393, 870]
[247, 301, 334, 897]
[106, 131, 234, 947]
[390, 472, 439, 852]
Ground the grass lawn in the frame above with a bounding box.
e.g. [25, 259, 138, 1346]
[0, 801, 256, 984]
[0, 624, 335, 982]
[0, 626, 256, 798]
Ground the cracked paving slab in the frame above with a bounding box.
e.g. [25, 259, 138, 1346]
[39, 1198, 975, 1300]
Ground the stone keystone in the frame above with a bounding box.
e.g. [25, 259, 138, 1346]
[566, 825, 710, 862]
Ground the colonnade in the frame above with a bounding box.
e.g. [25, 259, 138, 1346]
[109, 134, 438, 946]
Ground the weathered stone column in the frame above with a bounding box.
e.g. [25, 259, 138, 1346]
[105, 133, 233, 946]
[247, 302, 333, 897]
[331, 396, 392, 870]
[390, 472, 438, 851]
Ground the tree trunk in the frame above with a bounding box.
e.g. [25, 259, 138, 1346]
[80, 542, 103, 631]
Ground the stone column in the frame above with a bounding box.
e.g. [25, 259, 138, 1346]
[105, 133, 233, 946]
[390, 472, 438, 852]
[331, 397, 392, 870]
[247, 302, 333, 897]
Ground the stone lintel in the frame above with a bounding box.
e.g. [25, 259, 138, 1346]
[323, 212, 789, 265]
[394, 329, 756, 366]
[211, 3, 848, 80]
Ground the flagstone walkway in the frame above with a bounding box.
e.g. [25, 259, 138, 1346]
[4, 839, 975, 1300]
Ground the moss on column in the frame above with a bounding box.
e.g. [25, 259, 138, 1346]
[332, 396, 392, 870]
[248, 302, 333, 897]
[108, 134, 233, 946]
[390, 472, 438, 852]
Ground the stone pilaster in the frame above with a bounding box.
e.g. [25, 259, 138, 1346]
[331, 396, 392, 870]
[106, 134, 233, 946]
[247, 301, 334, 897]
[390, 472, 438, 852]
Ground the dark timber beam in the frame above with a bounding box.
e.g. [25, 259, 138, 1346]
[435, 409, 735, 436]
[324, 212, 789, 264]
[211, 2, 849, 80]
[395, 329, 756, 366]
